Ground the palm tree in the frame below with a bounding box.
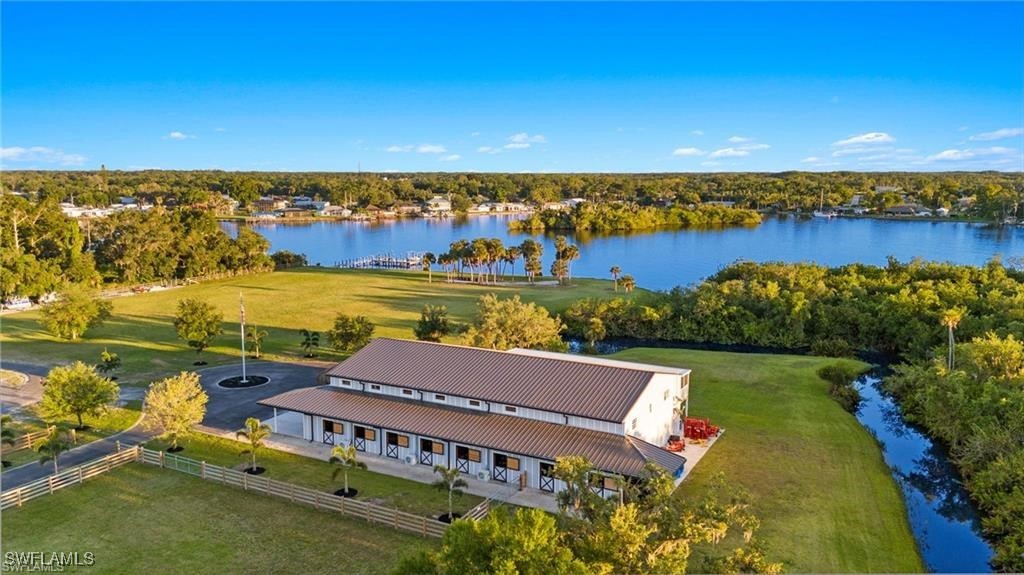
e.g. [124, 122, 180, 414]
[610, 266, 622, 291]
[422, 252, 436, 283]
[432, 465, 468, 521]
[36, 427, 73, 474]
[940, 307, 965, 370]
[504, 246, 522, 281]
[299, 328, 320, 358]
[329, 444, 367, 497]
[620, 275, 637, 293]
[1, 415, 17, 467]
[236, 417, 271, 473]
[246, 325, 268, 359]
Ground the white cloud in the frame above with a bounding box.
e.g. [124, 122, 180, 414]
[672, 147, 706, 157]
[969, 128, 1024, 141]
[386, 145, 412, 153]
[165, 131, 194, 140]
[470, 131, 481, 137]
[503, 133, 546, 150]
[439, 154, 461, 162]
[801, 156, 821, 163]
[214, 127, 227, 132]
[0, 146, 86, 166]
[477, 146, 500, 154]
[727, 136, 752, 143]
[690, 130, 704, 136]
[832, 132, 894, 147]
[740, 143, 770, 151]
[926, 146, 1018, 162]
[416, 144, 446, 154]
[504, 143, 531, 150]
[958, 126, 970, 132]
[709, 147, 750, 158]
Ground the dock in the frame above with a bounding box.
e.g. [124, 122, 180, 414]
[336, 252, 424, 270]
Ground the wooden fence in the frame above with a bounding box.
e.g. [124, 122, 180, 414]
[138, 447, 450, 537]
[7, 426, 56, 452]
[2, 445, 492, 538]
[0, 446, 138, 510]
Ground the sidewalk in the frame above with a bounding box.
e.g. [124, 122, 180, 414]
[197, 424, 560, 512]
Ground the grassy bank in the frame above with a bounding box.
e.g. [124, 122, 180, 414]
[608, 348, 923, 573]
[147, 433, 484, 517]
[0, 268, 632, 385]
[0, 463, 433, 574]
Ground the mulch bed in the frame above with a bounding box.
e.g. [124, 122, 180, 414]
[217, 375, 270, 389]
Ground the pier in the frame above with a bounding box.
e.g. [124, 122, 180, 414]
[336, 252, 424, 270]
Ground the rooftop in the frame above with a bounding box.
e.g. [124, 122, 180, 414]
[323, 339, 684, 422]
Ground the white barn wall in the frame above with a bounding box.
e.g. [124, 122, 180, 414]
[622, 372, 684, 446]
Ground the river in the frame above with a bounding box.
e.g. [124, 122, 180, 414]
[223, 215, 1023, 291]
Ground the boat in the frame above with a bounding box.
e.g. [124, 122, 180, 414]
[813, 189, 837, 218]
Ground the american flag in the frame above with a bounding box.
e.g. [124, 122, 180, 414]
[239, 293, 246, 326]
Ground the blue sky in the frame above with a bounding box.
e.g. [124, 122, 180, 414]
[2, 2, 1023, 173]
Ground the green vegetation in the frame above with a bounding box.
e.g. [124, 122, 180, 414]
[0, 464, 433, 574]
[0, 268, 632, 383]
[143, 372, 209, 450]
[817, 363, 866, 412]
[888, 332, 1024, 571]
[328, 313, 376, 352]
[509, 203, 762, 233]
[39, 286, 112, 340]
[6, 170, 1019, 222]
[607, 347, 923, 573]
[235, 417, 272, 473]
[1, 403, 142, 469]
[146, 433, 484, 517]
[414, 305, 453, 342]
[174, 298, 225, 359]
[463, 294, 567, 351]
[39, 362, 120, 429]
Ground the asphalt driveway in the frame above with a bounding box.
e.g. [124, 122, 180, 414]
[197, 361, 328, 431]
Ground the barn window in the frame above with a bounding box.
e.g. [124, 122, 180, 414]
[469, 400, 482, 407]
[504, 405, 518, 414]
[370, 384, 381, 391]
[434, 394, 446, 401]
[402, 389, 413, 396]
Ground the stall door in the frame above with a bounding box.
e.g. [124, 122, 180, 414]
[385, 432, 409, 459]
[492, 453, 521, 484]
[539, 462, 556, 492]
[322, 420, 343, 445]
[353, 425, 376, 452]
[455, 445, 482, 474]
[419, 438, 444, 466]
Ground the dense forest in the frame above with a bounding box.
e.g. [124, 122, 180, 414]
[2, 169, 1021, 221]
[561, 258, 1024, 571]
[0, 195, 272, 300]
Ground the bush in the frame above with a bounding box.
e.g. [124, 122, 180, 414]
[811, 338, 854, 358]
[818, 363, 864, 412]
[328, 314, 375, 352]
[270, 250, 308, 269]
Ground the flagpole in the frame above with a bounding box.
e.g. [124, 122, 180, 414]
[240, 292, 247, 383]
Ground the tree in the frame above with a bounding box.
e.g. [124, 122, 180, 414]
[610, 265, 622, 291]
[940, 307, 965, 371]
[463, 294, 567, 351]
[620, 274, 637, 293]
[414, 305, 452, 342]
[550, 258, 569, 286]
[36, 427, 74, 474]
[524, 256, 542, 284]
[584, 317, 606, 350]
[433, 465, 469, 521]
[236, 417, 271, 473]
[553, 455, 599, 516]
[39, 362, 119, 429]
[174, 298, 224, 360]
[299, 328, 320, 357]
[1, 415, 16, 467]
[330, 444, 367, 497]
[97, 348, 121, 378]
[143, 372, 209, 451]
[328, 314, 375, 352]
[39, 285, 112, 340]
[246, 324, 268, 359]
[422, 252, 436, 283]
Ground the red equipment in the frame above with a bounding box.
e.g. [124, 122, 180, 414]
[684, 417, 720, 440]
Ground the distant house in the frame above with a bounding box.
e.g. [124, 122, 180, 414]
[935, 207, 950, 217]
[252, 196, 288, 212]
[704, 200, 736, 207]
[395, 203, 421, 216]
[423, 196, 452, 213]
[874, 185, 901, 194]
[884, 205, 919, 216]
[118, 196, 138, 205]
[275, 207, 311, 219]
[540, 201, 567, 211]
[260, 339, 691, 496]
[561, 198, 587, 208]
[319, 205, 351, 218]
[291, 195, 314, 205]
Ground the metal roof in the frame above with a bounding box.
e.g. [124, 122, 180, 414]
[322, 338, 661, 422]
[259, 386, 686, 477]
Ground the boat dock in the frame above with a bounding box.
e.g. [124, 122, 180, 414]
[336, 252, 424, 270]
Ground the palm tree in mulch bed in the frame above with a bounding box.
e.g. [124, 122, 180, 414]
[432, 465, 468, 523]
[329, 444, 366, 498]
[36, 427, 74, 475]
[236, 417, 271, 475]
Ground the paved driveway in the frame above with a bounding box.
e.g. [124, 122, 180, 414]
[197, 361, 328, 431]
[0, 362, 49, 414]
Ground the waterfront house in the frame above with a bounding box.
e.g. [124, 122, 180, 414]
[423, 196, 452, 213]
[260, 338, 690, 496]
[252, 196, 288, 212]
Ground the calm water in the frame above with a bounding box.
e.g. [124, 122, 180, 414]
[854, 374, 994, 572]
[224, 215, 1023, 290]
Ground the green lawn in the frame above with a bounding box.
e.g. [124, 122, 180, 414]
[0, 268, 631, 385]
[609, 348, 923, 573]
[0, 463, 434, 574]
[147, 432, 484, 518]
[1, 402, 143, 470]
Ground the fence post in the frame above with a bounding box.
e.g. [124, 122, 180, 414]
[48, 476, 54, 495]
[366, 504, 371, 523]
[421, 517, 427, 537]
[201, 461, 206, 480]
[393, 509, 398, 529]
[314, 491, 320, 510]
[340, 495, 345, 515]
[159, 451, 165, 468]
[115, 440, 121, 453]
[16, 489, 22, 508]
[78, 467, 84, 485]
[290, 484, 295, 502]
[243, 472, 248, 491]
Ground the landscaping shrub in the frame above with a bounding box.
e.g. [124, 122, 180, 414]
[811, 338, 854, 358]
[817, 363, 863, 412]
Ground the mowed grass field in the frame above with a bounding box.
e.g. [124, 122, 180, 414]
[609, 348, 923, 573]
[0, 464, 433, 574]
[0, 268, 631, 385]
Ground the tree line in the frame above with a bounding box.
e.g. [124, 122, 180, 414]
[424, 236, 581, 286]
[1, 196, 273, 301]
[4, 169, 1021, 221]
[509, 203, 762, 233]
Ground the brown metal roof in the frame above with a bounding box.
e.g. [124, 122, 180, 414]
[322, 338, 656, 422]
[259, 386, 685, 477]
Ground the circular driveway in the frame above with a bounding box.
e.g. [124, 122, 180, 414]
[197, 361, 329, 431]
